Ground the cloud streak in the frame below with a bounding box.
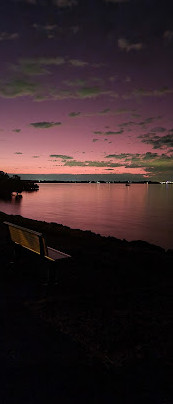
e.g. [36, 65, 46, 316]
[30, 122, 62, 128]
[0, 32, 19, 41]
[12, 129, 21, 133]
[0, 79, 39, 98]
[126, 87, 173, 99]
[63, 160, 123, 167]
[93, 129, 124, 135]
[49, 154, 73, 159]
[69, 59, 88, 67]
[139, 134, 173, 150]
[68, 112, 81, 117]
[105, 152, 173, 176]
[118, 38, 143, 52]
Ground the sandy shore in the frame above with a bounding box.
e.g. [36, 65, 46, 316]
[0, 210, 173, 403]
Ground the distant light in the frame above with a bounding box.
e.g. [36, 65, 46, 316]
[160, 181, 173, 184]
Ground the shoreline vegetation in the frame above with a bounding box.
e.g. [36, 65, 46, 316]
[0, 171, 39, 198]
[0, 211, 173, 402]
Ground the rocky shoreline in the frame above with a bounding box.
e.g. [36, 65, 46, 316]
[0, 210, 173, 403]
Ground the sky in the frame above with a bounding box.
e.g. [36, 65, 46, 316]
[0, 0, 173, 181]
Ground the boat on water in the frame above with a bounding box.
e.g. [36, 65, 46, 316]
[125, 183, 130, 186]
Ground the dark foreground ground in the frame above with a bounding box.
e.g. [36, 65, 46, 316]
[0, 210, 173, 403]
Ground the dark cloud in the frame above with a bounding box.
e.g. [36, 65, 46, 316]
[49, 89, 74, 100]
[106, 153, 131, 159]
[19, 57, 65, 69]
[11, 58, 65, 84]
[140, 134, 173, 150]
[129, 154, 173, 174]
[12, 129, 21, 133]
[69, 59, 88, 67]
[119, 119, 165, 130]
[0, 32, 19, 41]
[119, 121, 135, 128]
[68, 112, 81, 117]
[143, 152, 158, 160]
[133, 87, 173, 98]
[105, 130, 123, 135]
[106, 151, 173, 176]
[49, 154, 73, 160]
[63, 160, 86, 166]
[30, 121, 61, 128]
[118, 38, 143, 52]
[115, 108, 132, 115]
[64, 160, 123, 167]
[64, 79, 86, 87]
[99, 108, 111, 114]
[131, 113, 141, 118]
[17, 61, 50, 76]
[33, 23, 79, 39]
[48, 86, 112, 100]
[76, 87, 109, 98]
[0, 79, 39, 98]
[150, 127, 166, 133]
[93, 129, 124, 136]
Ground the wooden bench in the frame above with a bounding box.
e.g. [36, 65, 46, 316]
[4, 221, 71, 262]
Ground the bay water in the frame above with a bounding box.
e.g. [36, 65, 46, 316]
[0, 183, 172, 250]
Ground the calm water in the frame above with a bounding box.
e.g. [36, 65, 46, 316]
[0, 183, 173, 250]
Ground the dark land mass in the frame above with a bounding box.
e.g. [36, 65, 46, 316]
[0, 210, 173, 403]
[0, 171, 39, 198]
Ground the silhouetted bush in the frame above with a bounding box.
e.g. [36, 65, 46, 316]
[0, 171, 38, 197]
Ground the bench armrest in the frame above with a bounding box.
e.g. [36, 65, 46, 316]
[46, 247, 71, 261]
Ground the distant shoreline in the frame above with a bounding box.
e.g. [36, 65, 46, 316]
[35, 180, 161, 184]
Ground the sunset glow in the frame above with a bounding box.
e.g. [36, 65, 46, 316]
[0, 0, 173, 181]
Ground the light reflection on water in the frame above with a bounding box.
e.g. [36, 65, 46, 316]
[0, 183, 173, 250]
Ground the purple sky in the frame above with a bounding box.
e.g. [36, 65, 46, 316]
[0, 0, 173, 180]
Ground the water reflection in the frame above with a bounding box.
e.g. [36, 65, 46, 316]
[0, 193, 22, 214]
[0, 183, 172, 250]
[14, 196, 23, 204]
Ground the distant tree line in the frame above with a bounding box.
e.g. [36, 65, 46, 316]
[0, 171, 39, 198]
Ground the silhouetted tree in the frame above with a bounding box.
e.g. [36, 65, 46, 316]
[0, 171, 38, 198]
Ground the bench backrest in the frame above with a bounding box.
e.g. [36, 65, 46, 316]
[4, 221, 48, 257]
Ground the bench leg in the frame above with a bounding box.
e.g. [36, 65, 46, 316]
[48, 264, 56, 284]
